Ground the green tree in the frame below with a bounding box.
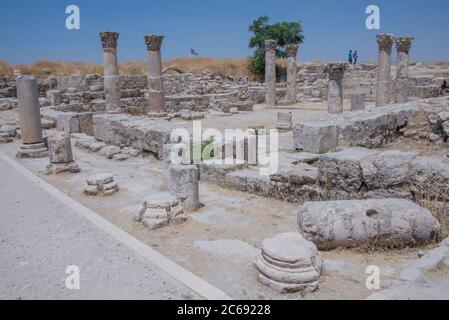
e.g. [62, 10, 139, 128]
[247, 16, 304, 77]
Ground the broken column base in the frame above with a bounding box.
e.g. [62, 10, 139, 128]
[254, 233, 323, 294]
[134, 194, 187, 230]
[84, 173, 119, 196]
[16, 142, 49, 159]
[45, 161, 80, 175]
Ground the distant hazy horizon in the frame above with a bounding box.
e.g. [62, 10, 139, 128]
[1, 0, 448, 64]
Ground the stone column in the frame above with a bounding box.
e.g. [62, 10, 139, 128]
[45, 133, 80, 175]
[325, 63, 346, 114]
[16, 76, 49, 158]
[145, 35, 167, 116]
[265, 40, 277, 108]
[169, 165, 200, 212]
[395, 36, 414, 104]
[100, 31, 122, 113]
[376, 33, 394, 107]
[285, 44, 299, 105]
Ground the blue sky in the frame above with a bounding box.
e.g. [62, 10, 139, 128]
[1, 0, 448, 64]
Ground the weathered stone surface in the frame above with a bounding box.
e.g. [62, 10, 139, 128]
[294, 123, 338, 154]
[16, 142, 49, 159]
[93, 114, 186, 158]
[360, 150, 418, 190]
[265, 40, 277, 107]
[16, 76, 44, 145]
[169, 165, 200, 212]
[277, 112, 293, 131]
[134, 193, 186, 230]
[376, 34, 394, 107]
[87, 173, 112, 185]
[410, 156, 449, 201]
[293, 102, 420, 153]
[318, 148, 378, 193]
[298, 199, 440, 249]
[85, 173, 119, 196]
[254, 233, 323, 293]
[56, 112, 80, 133]
[45, 161, 80, 175]
[99, 145, 121, 159]
[48, 133, 74, 164]
[325, 63, 346, 114]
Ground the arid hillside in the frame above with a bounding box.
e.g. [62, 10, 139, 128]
[0, 57, 253, 78]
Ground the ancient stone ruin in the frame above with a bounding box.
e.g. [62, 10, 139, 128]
[2, 30, 449, 300]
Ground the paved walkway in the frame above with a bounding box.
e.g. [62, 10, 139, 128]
[0, 155, 208, 300]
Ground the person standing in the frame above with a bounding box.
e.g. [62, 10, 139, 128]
[348, 50, 353, 64]
[353, 50, 358, 65]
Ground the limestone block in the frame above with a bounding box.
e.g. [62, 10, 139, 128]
[277, 112, 293, 131]
[134, 194, 186, 230]
[48, 133, 74, 164]
[56, 112, 80, 133]
[298, 199, 440, 249]
[293, 123, 338, 154]
[317, 148, 378, 193]
[99, 145, 121, 159]
[360, 150, 418, 190]
[254, 233, 323, 293]
[85, 173, 119, 196]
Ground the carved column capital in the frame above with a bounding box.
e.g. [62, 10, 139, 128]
[376, 33, 394, 54]
[100, 31, 119, 49]
[325, 63, 347, 80]
[265, 40, 277, 52]
[395, 36, 414, 54]
[145, 35, 164, 51]
[285, 44, 299, 58]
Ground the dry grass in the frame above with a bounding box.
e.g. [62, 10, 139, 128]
[0, 57, 252, 78]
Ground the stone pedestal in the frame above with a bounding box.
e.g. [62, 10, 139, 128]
[277, 112, 293, 131]
[376, 34, 394, 107]
[100, 31, 122, 113]
[325, 63, 346, 114]
[169, 165, 200, 212]
[134, 194, 186, 230]
[16, 76, 49, 159]
[45, 133, 80, 175]
[84, 173, 119, 196]
[145, 35, 167, 116]
[254, 233, 323, 294]
[395, 36, 414, 103]
[285, 44, 299, 105]
[351, 94, 365, 111]
[265, 40, 277, 108]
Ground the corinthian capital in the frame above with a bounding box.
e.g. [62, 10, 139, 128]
[395, 36, 414, 54]
[376, 33, 394, 54]
[285, 44, 299, 58]
[265, 40, 277, 52]
[100, 31, 119, 49]
[145, 35, 164, 51]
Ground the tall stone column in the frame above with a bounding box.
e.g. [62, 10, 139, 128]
[100, 31, 122, 113]
[145, 35, 167, 117]
[285, 44, 299, 105]
[376, 33, 394, 107]
[395, 36, 414, 104]
[16, 76, 49, 158]
[325, 63, 346, 114]
[265, 40, 277, 108]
